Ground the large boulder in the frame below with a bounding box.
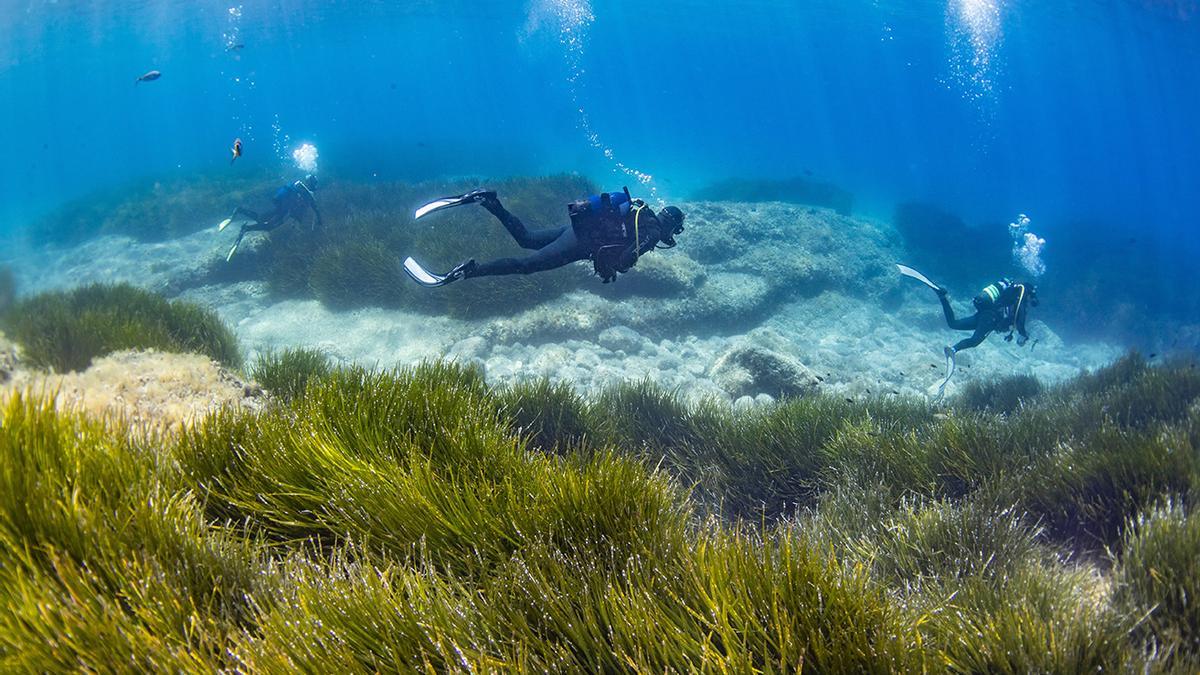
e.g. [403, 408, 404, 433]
[2, 349, 266, 428]
[710, 335, 821, 399]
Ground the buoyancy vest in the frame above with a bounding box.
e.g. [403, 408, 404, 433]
[568, 191, 633, 247]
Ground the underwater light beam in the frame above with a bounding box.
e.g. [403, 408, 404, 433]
[946, 0, 1005, 104]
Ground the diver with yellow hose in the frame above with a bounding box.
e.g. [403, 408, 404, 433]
[402, 188, 685, 287]
[897, 264, 1040, 399]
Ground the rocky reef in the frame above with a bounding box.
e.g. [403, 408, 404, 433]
[2, 177, 1124, 403]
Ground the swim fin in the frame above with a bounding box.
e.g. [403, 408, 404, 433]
[896, 263, 944, 293]
[930, 346, 957, 402]
[226, 234, 245, 262]
[218, 218, 233, 232]
[403, 257, 474, 287]
[413, 190, 492, 220]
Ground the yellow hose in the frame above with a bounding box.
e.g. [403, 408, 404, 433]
[631, 202, 646, 263]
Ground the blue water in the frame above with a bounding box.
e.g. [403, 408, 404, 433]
[3, 0, 1198, 337]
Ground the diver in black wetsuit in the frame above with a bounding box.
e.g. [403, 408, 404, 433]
[936, 279, 1038, 355]
[404, 188, 685, 286]
[897, 264, 1040, 400]
[222, 174, 323, 260]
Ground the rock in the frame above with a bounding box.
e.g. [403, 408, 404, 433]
[446, 336, 489, 361]
[597, 326, 647, 354]
[614, 251, 706, 296]
[711, 342, 821, 400]
[2, 349, 266, 429]
[755, 393, 776, 406]
[734, 395, 756, 410]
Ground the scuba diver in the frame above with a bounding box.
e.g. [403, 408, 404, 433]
[219, 174, 322, 261]
[897, 264, 1039, 398]
[402, 188, 685, 286]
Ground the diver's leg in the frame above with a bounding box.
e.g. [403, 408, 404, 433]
[939, 294, 979, 331]
[951, 328, 990, 353]
[233, 206, 260, 221]
[480, 196, 565, 250]
[468, 227, 587, 277]
[240, 207, 288, 233]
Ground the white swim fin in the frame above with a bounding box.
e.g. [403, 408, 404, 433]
[896, 263, 943, 293]
[226, 238, 242, 262]
[414, 197, 466, 220]
[413, 190, 492, 220]
[402, 257, 475, 287]
[218, 218, 233, 232]
[403, 257, 451, 287]
[930, 346, 957, 402]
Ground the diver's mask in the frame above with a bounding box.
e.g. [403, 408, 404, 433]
[658, 206, 685, 248]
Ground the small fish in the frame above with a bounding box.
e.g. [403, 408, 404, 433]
[227, 43, 245, 52]
[230, 138, 243, 164]
[136, 70, 161, 84]
[1149, 353, 1158, 359]
[891, 390, 900, 395]
[899, 371, 906, 377]
[844, 398, 854, 403]
[929, 364, 937, 369]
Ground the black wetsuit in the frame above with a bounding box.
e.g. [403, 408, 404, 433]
[234, 181, 322, 236]
[467, 194, 664, 281]
[940, 284, 1031, 352]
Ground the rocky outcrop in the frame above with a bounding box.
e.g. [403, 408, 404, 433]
[710, 330, 822, 399]
[3, 349, 266, 428]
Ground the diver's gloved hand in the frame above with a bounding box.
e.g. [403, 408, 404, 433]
[1017, 335, 1029, 347]
[1004, 333, 1014, 342]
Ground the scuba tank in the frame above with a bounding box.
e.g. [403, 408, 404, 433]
[973, 279, 1013, 310]
[568, 189, 632, 243]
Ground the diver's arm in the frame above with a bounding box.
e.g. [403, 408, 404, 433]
[614, 222, 662, 270]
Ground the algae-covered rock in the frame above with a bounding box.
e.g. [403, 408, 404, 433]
[597, 326, 648, 354]
[612, 251, 706, 297]
[3, 349, 264, 428]
[710, 332, 821, 399]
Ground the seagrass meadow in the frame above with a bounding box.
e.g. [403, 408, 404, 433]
[1, 352, 1198, 672]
